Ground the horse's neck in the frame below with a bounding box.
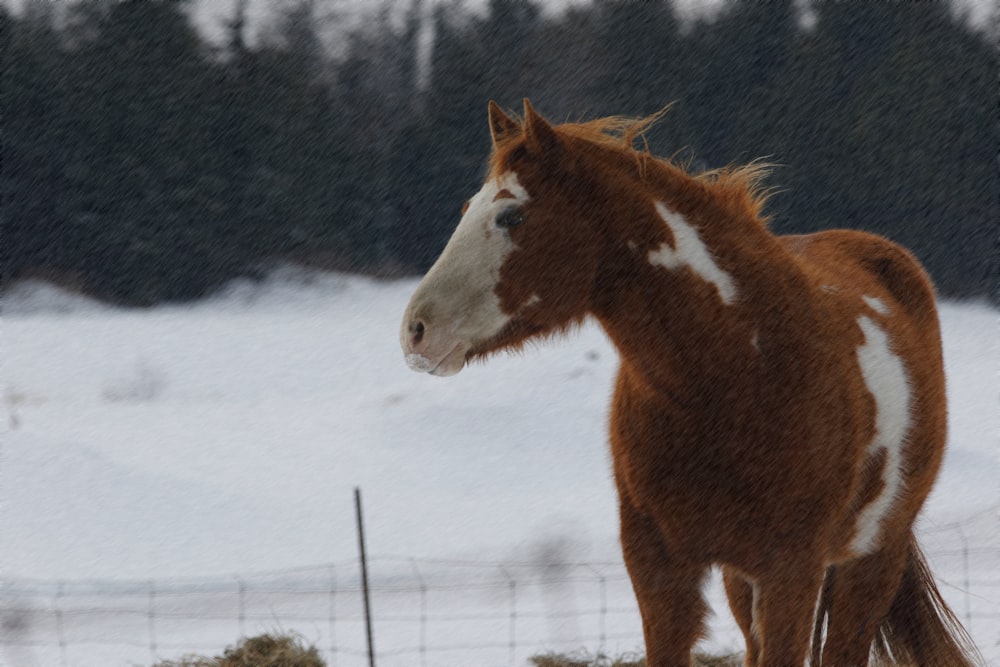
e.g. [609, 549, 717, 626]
[590, 183, 798, 406]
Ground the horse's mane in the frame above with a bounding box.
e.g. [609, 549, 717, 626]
[491, 109, 773, 226]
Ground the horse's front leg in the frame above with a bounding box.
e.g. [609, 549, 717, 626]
[752, 554, 826, 667]
[620, 499, 708, 667]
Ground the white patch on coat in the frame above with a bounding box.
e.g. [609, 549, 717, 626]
[863, 295, 890, 315]
[850, 315, 912, 554]
[521, 293, 541, 308]
[649, 202, 737, 304]
[494, 171, 529, 203]
[400, 172, 531, 374]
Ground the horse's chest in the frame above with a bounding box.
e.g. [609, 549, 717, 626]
[609, 395, 743, 518]
[609, 410, 751, 559]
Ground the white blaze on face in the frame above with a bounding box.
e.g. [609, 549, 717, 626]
[649, 201, 737, 305]
[401, 172, 530, 376]
[850, 315, 912, 554]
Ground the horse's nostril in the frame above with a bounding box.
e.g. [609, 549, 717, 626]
[409, 320, 425, 344]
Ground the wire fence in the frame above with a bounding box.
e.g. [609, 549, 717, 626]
[1, 556, 646, 667]
[3, 523, 998, 667]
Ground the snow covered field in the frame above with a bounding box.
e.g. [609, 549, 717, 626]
[3, 269, 998, 666]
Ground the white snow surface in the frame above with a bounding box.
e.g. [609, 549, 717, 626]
[2, 268, 998, 665]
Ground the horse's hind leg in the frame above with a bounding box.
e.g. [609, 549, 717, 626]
[722, 567, 759, 667]
[820, 538, 909, 667]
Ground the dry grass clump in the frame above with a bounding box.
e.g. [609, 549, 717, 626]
[151, 633, 325, 667]
[530, 651, 645, 667]
[530, 650, 743, 667]
[149, 633, 742, 667]
[691, 654, 744, 667]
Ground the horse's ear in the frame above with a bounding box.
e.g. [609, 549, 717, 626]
[488, 100, 520, 147]
[523, 98, 561, 158]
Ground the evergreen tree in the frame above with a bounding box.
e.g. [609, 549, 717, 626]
[590, 0, 682, 121]
[1, 3, 70, 285]
[1, 0, 994, 303]
[832, 2, 996, 298]
[773, 1, 996, 298]
[397, 1, 545, 270]
[682, 0, 797, 165]
[519, 6, 604, 117]
[54, 0, 234, 303]
[337, 0, 430, 270]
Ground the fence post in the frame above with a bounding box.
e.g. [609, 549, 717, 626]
[355, 487, 376, 667]
[148, 580, 158, 664]
[585, 564, 607, 653]
[235, 576, 246, 638]
[499, 566, 517, 667]
[328, 564, 337, 667]
[54, 581, 68, 667]
[410, 558, 428, 667]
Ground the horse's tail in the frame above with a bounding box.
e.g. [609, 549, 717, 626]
[809, 535, 982, 666]
[871, 535, 982, 666]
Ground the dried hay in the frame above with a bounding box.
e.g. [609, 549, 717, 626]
[149, 632, 743, 667]
[530, 650, 743, 667]
[151, 633, 325, 667]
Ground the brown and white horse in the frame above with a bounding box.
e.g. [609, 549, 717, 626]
[399, 100, 980, 667]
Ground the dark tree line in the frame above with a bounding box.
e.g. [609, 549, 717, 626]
[2, 0, 996, 305]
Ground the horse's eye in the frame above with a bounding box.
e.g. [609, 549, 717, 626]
[496, 208, 525, 229]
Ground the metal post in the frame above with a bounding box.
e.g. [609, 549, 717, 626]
[355, 487, 376, 667]
[585, 564, 607, 652]
[328, 564, 337, 667]
[148, 580, 157, 663]
[410, 558, 428, 667]
[499, 566, 516, 667]
[235, 576, 246, 638]
[55, 581, 68, 667]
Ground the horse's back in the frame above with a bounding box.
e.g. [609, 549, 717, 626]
[780, 229, 939, 325]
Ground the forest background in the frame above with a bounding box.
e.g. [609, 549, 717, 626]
[3, 0, 996, 305]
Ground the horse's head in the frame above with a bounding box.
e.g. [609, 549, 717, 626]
[401, 100, 603, 376]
